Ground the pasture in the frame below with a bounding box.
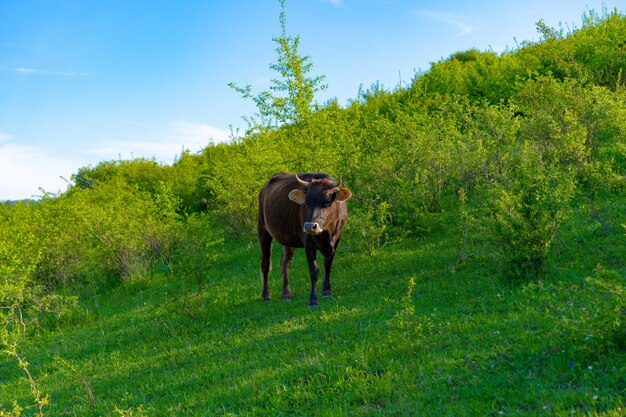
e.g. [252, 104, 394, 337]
[1, 205, 624, 416]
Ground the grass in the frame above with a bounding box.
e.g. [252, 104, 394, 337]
[1, 204, 625, 416]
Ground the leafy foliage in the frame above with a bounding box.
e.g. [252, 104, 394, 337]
[229, 0, 327, 129]
[484, 144, 577, 279]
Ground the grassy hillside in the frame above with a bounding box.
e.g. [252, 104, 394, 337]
[1, 203, 624, 416]
[1, 8, 625, 417]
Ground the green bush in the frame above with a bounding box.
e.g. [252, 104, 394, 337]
[345, 200, 392, 256]
[71, 158, 166, 193]
[0, 202, 43, 342]
[35, 178, 181, 284]
[169, 212, 221, 287]
[70, 179, 180, 279]
[0, 203, 50, 417]
[484, 142, 577, 280]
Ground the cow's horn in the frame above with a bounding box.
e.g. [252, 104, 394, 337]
[295, 175, 312, 188]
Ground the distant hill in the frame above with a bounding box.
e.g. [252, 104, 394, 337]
[1, 199, 39, 207]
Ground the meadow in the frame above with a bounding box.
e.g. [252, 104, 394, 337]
[1, 204, 624, 416]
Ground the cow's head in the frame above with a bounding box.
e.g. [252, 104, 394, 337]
[288, 175, 352, 235]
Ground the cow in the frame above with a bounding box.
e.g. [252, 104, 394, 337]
[257, 172, 352, 307]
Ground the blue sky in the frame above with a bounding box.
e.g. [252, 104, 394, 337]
[0, 0, 623, 200]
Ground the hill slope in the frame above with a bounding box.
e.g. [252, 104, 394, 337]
[1, 204, 624, 416]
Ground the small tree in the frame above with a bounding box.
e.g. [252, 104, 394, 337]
[229, 0, 327, 129]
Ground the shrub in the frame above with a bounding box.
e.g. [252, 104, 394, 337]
[0, 202, 42, 341]
[345, 200, 392, 256]
[0, 203, 49, 417]
[36, 178, 181, 283]
[71, 158, 165, 193]
[169, 212, 220, 288]
[483, 142, 577, 280]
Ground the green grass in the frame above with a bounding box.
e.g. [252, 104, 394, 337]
[1, 207, 625, 416]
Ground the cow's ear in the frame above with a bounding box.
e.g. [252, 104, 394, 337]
[288, 189, 306, 205]
[334, 187, 352, 202]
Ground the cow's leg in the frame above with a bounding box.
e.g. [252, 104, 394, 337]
[323, 237, 340, 299]
[259, 230, 272, 301]
[305, 243, 320, 307]
[322, 252, 335, 299]
[280, 246, 295, 300]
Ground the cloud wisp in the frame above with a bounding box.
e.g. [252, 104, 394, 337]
[83, 121, 231, 162]
[0, 65, 90, 77]
[319, 0, 342, 7]
[170, 121, 231, 144]
[0, 121, 231, 200]
[0, 136, 76, 200]
[414, 10, 474, 36]
[0, 132, 12, 142]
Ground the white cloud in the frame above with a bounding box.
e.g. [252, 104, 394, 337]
[84, 141, 188, 161]
[316, 0, 342, 6]
[415, 10, 474, 36]
[83, 121, 231, 162]
[0, 132, 12, 143]
[245, 75, 271, 90]
[0, 140, 76, 200]
[0, 121, 232, 200]
[0, 65, 89, 77]
[169, 120, 230, 144]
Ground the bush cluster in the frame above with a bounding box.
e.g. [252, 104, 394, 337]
[204, 13, 626, 277]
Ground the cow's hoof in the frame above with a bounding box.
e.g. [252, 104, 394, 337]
[308, 304, 318, 309]
[262, 295, 271, 302]
[282, 297, 293, 302]
[322, 293, 334, 300]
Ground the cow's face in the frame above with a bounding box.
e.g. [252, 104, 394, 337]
[288, 178, 352, 235]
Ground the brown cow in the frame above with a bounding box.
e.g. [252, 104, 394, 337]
[257, 173, 352, 307]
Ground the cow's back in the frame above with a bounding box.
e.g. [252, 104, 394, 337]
[258, 173, 306, 247]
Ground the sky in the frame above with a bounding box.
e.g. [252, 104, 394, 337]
[1, 0, 623, 200]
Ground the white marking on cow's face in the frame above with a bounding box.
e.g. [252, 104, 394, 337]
[310, 207, 329, 229]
